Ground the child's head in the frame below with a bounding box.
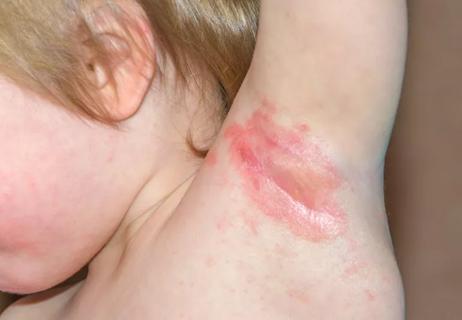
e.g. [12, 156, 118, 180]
[0, 0, 258, 294]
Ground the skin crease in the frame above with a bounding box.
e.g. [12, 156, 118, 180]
[0, 0, 407, 318]
[0, 74, 206, 299]
[0, 35, 204, 296]
[0, 76, 151, 294]
[0, 1, 206, 297]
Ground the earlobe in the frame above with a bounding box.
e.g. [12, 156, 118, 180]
[82, 1, 156, 121]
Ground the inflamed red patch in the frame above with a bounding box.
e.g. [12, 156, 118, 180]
[224, 99, 347, 242]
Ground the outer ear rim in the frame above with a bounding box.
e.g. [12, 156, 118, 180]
[80, 1, 157, 122]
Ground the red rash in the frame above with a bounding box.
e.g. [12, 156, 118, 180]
[224, 100, 346, 241]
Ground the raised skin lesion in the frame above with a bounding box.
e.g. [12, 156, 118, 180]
[224, 99, 347, 242]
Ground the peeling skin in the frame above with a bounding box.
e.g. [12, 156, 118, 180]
[224, 100, 346, 241]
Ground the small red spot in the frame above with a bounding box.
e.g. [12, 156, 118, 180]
[273, 243, 298, 258]
[274, 244, 289, 257]
[246, 274, 256, 285]
[365, 289, 376, 301]
[286, 288, 311, 304]
[242, 211, 260, 236]
[342, 235, 369, 279]
[106, 152, 114, 163]
[215, 214, 234, 232]
[205, 256, 216, 268]
[343, 260, 367, 277]
[297, 124, 310, 133]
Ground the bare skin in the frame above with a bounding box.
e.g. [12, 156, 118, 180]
[386, 0, 462, 318]
[0, 0, 407, 319]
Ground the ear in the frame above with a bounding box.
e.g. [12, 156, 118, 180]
[82, 1, 156, 121]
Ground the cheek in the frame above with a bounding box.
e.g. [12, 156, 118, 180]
[0, 117, 124, 294]
[0, 166, 94, 254]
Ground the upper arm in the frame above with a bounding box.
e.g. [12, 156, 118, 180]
[142, 2, 407, 319]
[246, 0, 408, 168]
[213, 1, 407, 316]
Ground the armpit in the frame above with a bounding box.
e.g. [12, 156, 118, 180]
[224, 99, 347, 242]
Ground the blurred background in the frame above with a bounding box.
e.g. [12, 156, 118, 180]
[385, 0, 462, 319]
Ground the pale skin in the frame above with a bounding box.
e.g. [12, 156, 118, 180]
[0, 0, 407, 319]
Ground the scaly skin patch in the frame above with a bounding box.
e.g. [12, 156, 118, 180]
[225, 100, 346, 241]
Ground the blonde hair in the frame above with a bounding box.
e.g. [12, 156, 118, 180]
[0, 0, 259, 147]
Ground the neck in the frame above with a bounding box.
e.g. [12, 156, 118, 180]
[64, 85, 215, 314]
[85, 150, 202, 286]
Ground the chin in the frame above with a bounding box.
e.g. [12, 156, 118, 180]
[0, 279, 53, 295]
[0, 264, 69, 295]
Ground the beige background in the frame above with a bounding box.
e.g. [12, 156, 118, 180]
[386, 0, 462, 319]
